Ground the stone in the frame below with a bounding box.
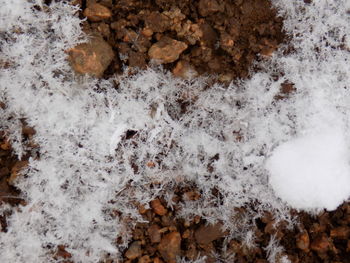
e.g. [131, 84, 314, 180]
[83, 3, 112, 22]
[148, 37, 187, 64]
[157, 232, 181, 263]
[296, 231, 310, 252]
[194, 223, 225, 245]
[125, 241, 142, 260]
[68, 37, 114, 78]
[150, 199, 167, 216]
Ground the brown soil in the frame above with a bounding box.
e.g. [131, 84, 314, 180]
[77, 0, 285, 81]
[108, 188, 350, 263]
[0, 121, 37, 232]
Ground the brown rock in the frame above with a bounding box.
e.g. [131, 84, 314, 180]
[68, 37, 114, 78]
[125, 241, 142, 260]
[148, 224, 161, 243]
[83, 3, 112, 22]
[198, 0, 222, 17]
[194, 223, 225, 245]
[330, 226, 350, 239]
[157, 232, 181, 263]
[310, 235, 330, 254]
[172, 60, 198, 79]
[296, 231, 310, 252]
[148, 37, 187, 64]
[150, 199, 167, 216]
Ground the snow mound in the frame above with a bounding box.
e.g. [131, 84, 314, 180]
[266, 129, 350, 211]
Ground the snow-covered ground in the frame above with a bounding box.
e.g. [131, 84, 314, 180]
[0, 0, 350, 262]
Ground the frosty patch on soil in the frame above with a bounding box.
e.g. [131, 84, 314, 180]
[0, 0, 350, 262]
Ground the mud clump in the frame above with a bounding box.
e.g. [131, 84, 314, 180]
[77, 0, 285, 81]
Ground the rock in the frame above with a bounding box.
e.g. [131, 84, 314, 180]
[157, 232, 181, 263]
[148, 37, 187, 64]
[330, 226, 350, 239]
[310, 235, 331, 254]
[150, 199, 167, 216]
[68, 37, 114, 78]
[198, 0, 222, 17]
[194, 223, 225, 245]
[148, 224, 161, 243]
[296, 231, 310, 252]
[125, 241, 142, 260]
[83, 3, 112, 22]
[172, 60, 198, 79]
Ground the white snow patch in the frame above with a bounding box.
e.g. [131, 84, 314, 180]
[266, 129, 350, 211]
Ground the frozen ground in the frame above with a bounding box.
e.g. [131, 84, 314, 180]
[0, 0, 350, 262]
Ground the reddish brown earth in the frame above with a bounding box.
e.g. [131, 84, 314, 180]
[70, 0, 285, 82]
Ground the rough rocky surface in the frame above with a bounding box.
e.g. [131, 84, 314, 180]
[77, 0, 285, 81]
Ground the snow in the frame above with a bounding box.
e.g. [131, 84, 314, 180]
[0, 0, 350, 262]
[266, 129, 350, 211]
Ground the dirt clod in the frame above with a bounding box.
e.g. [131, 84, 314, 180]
[148, 37, 188, 64]
[68, 36, 114, 77]
[157, 232, 181, 263]
[125, 241, 142, 260]
[150, 199, 167, 216]
[296, 230, 310, 252]
[83, 3, 112, 22]
[194, 223, 225, 245]
[148, 224, 161, 243]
